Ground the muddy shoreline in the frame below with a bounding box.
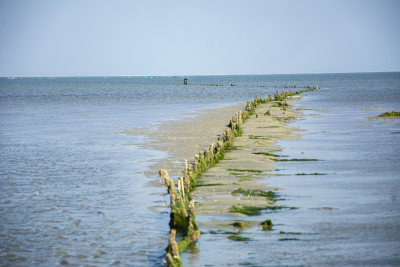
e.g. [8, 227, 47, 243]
[125, 103, 244, 178]
[128, 87, 319, 266]
[156, 87, 320, 266]
[193, 97, 303, 220]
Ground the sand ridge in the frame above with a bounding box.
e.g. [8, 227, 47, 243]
[192, 98, 303, 221]
[124, 103, 245, 177]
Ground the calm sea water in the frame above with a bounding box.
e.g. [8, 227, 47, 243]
[0, 73, 399, 266]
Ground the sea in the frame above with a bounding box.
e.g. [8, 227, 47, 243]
[0, 73, 399, 266]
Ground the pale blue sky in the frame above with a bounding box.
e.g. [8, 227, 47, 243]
[0, 0, 399, 76]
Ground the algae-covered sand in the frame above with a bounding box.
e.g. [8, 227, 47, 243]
[192, 98, 302, 224]
[133, 97, 304, 224]
[378, 111, 400, 117]
[129, 95, 307, 265]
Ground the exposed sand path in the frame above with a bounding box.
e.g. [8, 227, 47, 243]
[192, 97, 305, 229]
[130, 94, 312, 266]
[125, 104, 244, 177]
[127, 97, 304, 220]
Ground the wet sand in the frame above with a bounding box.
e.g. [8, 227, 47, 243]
[129, 97, 304, 221]
[125, 103, 244, 177]
[192, 97, 303, 225]
[128, 96, 308, 265]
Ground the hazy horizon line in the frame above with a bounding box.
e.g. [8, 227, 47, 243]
[1, 70, 399, 78]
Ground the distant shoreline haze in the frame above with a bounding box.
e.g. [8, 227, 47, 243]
[1, 71, 400, 79]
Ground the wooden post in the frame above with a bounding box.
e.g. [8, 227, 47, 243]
[169, 229, 180, 259]
[180, 177, 185, 197]
[193, 155, 199, 172]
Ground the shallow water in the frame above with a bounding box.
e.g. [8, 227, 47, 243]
[180, 73, 400, 266]
[0, 73, 399, 266]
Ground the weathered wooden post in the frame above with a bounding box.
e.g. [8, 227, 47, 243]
[177, 177, 185, 197]
[169, 229, 180, 259]
[193, 155, 199, 172]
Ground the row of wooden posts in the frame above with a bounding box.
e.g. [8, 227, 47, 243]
[159, 86, 320, 266]
[184, 78, 314, 90]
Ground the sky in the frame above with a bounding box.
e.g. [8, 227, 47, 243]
[0, 0, 399, 77]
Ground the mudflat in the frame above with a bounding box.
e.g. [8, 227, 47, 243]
[192, 97, 304, 226]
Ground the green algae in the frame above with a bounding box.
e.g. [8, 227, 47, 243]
[232, 188, 278, 202]
[229, 205, 267, 216]
[280, 231, 302, 235]
[227, 168, 263, 173]
[253, 152, 280, 157]
[248, 135, 271, 140]
[177, 237, 191, 253]
[228, 235, 250, 241]
[274, 116, 295, 122]
[227, 145, 243, 150]
[215, 221, 253, 229]
[273, 158, 318, 162]
[229, 205, 296, 216]
[256, 125, 280, 128]
[239, 262, 254, 266]
[295, 173, 325, 175]
[229, 172, 251, 177]
[223, 231, 238, 235]
[232, 221, 249, 229]
[260, 219, 273, 230]
[378, 111, 400, 117]
[196, 183, 224, 187]
[266, 206, 297, 210]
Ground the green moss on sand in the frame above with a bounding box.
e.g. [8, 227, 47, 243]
[260, 219, 273, 230]
[227, 168, 263, 173]
[273, 158, 318, 162]
[253, 152, 280, 157]
[248, 135, 271, 140]
[229, 205, 266, 216]
[295, 173, 325, 175]
[196, 183, 224, 187]
[230, 205, 297, 216]
[232, 188, 278, 202]
[228, 235, 250, 241]
[378, 111, 400, 117]
[274, 116, 295, 122]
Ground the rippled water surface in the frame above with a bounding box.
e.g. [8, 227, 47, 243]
[1, 73, 399, 266]
[181, 73, 400, 266]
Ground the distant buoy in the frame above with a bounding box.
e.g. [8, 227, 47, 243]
[183, 78, 188, 85]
